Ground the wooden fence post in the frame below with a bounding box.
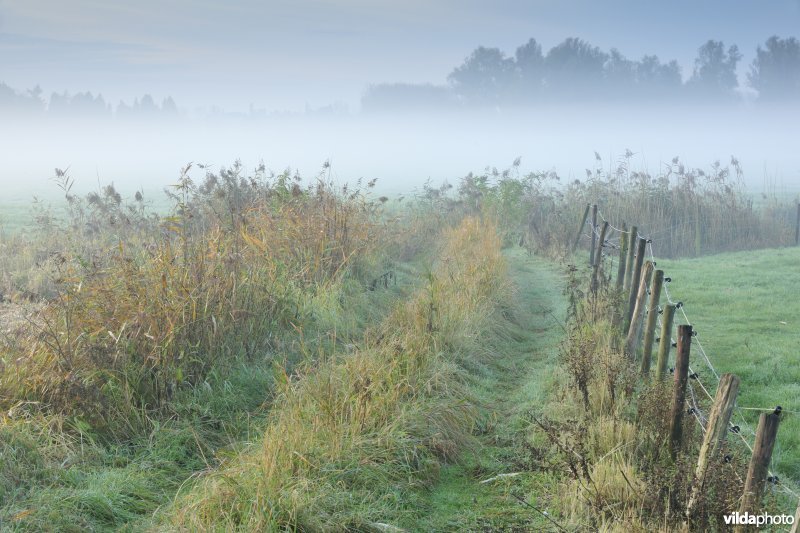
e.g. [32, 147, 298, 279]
[590, 221, 609, 294]
[654, 304, 676, 381]
[737, 409, 782, 526]
[623, 225, 638, 294]
[615, 224, 628, 292]
[572, 204, 591, 252]
[589, 204, 598, 265]
[669, 324, 692, 459]
[640, 269, 664, 375]
[625, 261, 653, 359]
[686, 373, 740, 520]
[624, 237, 647, 333]
[790, 499, 800, 533]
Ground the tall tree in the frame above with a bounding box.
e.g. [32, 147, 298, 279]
[0, 82, 44, 114]
[544, 38, 608, 98]
[688, 40, 742, 100]
[513, 38, 545, 101]
[603, 48, 636, 98]
[635, 55, 683, 99]
[448, 46, 516, 105]
[748, 36, 800, 101]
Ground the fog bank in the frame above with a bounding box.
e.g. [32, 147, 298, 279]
[2, 103, 799, 206]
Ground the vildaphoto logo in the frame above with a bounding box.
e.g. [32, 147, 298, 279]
[723, 511, 795, 527]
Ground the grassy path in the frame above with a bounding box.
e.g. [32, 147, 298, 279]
[407, 248, 567, 532]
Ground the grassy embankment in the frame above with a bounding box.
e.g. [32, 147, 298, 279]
[156, 217, 554, 530]
[0, 166, 415, 530]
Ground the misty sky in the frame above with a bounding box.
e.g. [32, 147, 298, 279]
[2, 0, 800, 112]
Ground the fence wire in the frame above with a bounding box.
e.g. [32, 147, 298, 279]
[581, 209, 800, 503]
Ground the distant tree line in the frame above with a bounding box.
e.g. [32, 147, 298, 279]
[362, 35, 800, 111]
[0, 85, 179, 119]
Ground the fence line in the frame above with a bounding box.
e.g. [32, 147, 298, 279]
[579, 206, 800, 507]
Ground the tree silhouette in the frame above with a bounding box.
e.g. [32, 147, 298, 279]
[544, 38, 608, 98]
[635, 55, 682, 95]
[361, 83, 453, 112]
[512, 38, 545, 101]
[687, 40, 742, 100]
[448, 46, 515, 104]
[49, 91, 111, 117]
[0, 83, 44, 115]
[748, 36, 800, 101]
[603, 48, 636, 98]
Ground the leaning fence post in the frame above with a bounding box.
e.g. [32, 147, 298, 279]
[589, 204, 598, 265]
[686, 373, 740, 520]
[669, 324, 692, 459]
[624, 237, 647, 333]
[622, 225, 638, 294]
[615, 223, 628, 292]
[654, 304, 676, 381]
[590, 221, 609, 294]
[640, 269, 664, 375]
[625, 261, 653, 359]
[572, 204, 591, 253]
[737, 409, 782, 528]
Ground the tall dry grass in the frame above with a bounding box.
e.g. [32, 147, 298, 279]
[420, 154, 798, 259]
[0, 163, 385, 435]
[533, 259, 780, 531]
[163, 216, 510, 530]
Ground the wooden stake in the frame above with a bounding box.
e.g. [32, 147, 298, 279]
[589, 204, 598, 265]
[624, 237, 646, 333]
[615, 223, 628, 292]
[686, 373, 740, 520]
[654, 304, 676, 381]
[790, 499, 800, 533]
[625, 260, 653, 359]
[669, 324, 692, 459]
[623, 225, 637, 294]
[640, 269, 664, 375]
[572, 204, 591, 252]
[590, 221, 609, 294]
[738, 410, 782, 522]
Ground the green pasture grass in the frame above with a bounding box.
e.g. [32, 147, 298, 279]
[0, 187, 171, 235]
[658, 247, 800, 482]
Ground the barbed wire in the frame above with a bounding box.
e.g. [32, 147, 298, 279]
[592, 207, 800, 502]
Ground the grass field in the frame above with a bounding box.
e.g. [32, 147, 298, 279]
[659, 246, 800, 481]
[2, 163, 799, 530]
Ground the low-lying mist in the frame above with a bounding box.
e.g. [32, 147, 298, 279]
[2, 103, 799, 209]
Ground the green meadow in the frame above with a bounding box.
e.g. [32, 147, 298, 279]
[659, 247, 800, 481]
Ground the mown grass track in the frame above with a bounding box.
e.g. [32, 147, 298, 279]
[410, 248, 567, 532]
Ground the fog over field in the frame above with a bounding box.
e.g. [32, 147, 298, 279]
[2, 104, 800, 201]
[2, 0, 800, 201]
